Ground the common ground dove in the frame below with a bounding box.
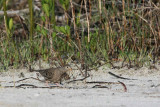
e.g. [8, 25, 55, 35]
[31, 65, 72, 83]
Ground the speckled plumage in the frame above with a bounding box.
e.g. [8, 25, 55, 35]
[32, 66, 72, 83]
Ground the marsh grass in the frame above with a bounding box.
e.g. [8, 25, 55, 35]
[0, 0, 159, 70]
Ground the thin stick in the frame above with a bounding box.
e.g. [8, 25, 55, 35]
[108, 72, 137, 80]
[84, 0, 90, 42]
[118, 81, 127, 92]
[66, 75, 90, 84]
[9, 77, 43, 83]
[4, 84, 63, 89]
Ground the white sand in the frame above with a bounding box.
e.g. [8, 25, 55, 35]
[0, 64, 160, 107]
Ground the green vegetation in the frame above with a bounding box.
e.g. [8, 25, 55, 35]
[0, 0, 159, 70]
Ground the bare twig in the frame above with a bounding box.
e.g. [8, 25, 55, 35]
[4, 84, 63, 89]
[84, 0, 90, 42]
[118, 81, 127, 92]
[9, 77, 43, 83]
[108, 72, 137, 80]
[66, 75, 90, 84]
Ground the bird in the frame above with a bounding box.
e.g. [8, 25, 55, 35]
[30, 65, 72, 83]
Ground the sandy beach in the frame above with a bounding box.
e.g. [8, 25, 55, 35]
[0, 64, 160, 107]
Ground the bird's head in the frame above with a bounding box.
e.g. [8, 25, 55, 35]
[64, 65, 72, 71]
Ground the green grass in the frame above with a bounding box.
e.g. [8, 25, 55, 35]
[0, 0, 159, 70]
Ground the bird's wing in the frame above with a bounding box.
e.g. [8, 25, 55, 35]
[39, 69, 54, 79]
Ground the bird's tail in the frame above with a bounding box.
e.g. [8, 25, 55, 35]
[29, 65, 46, 72]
